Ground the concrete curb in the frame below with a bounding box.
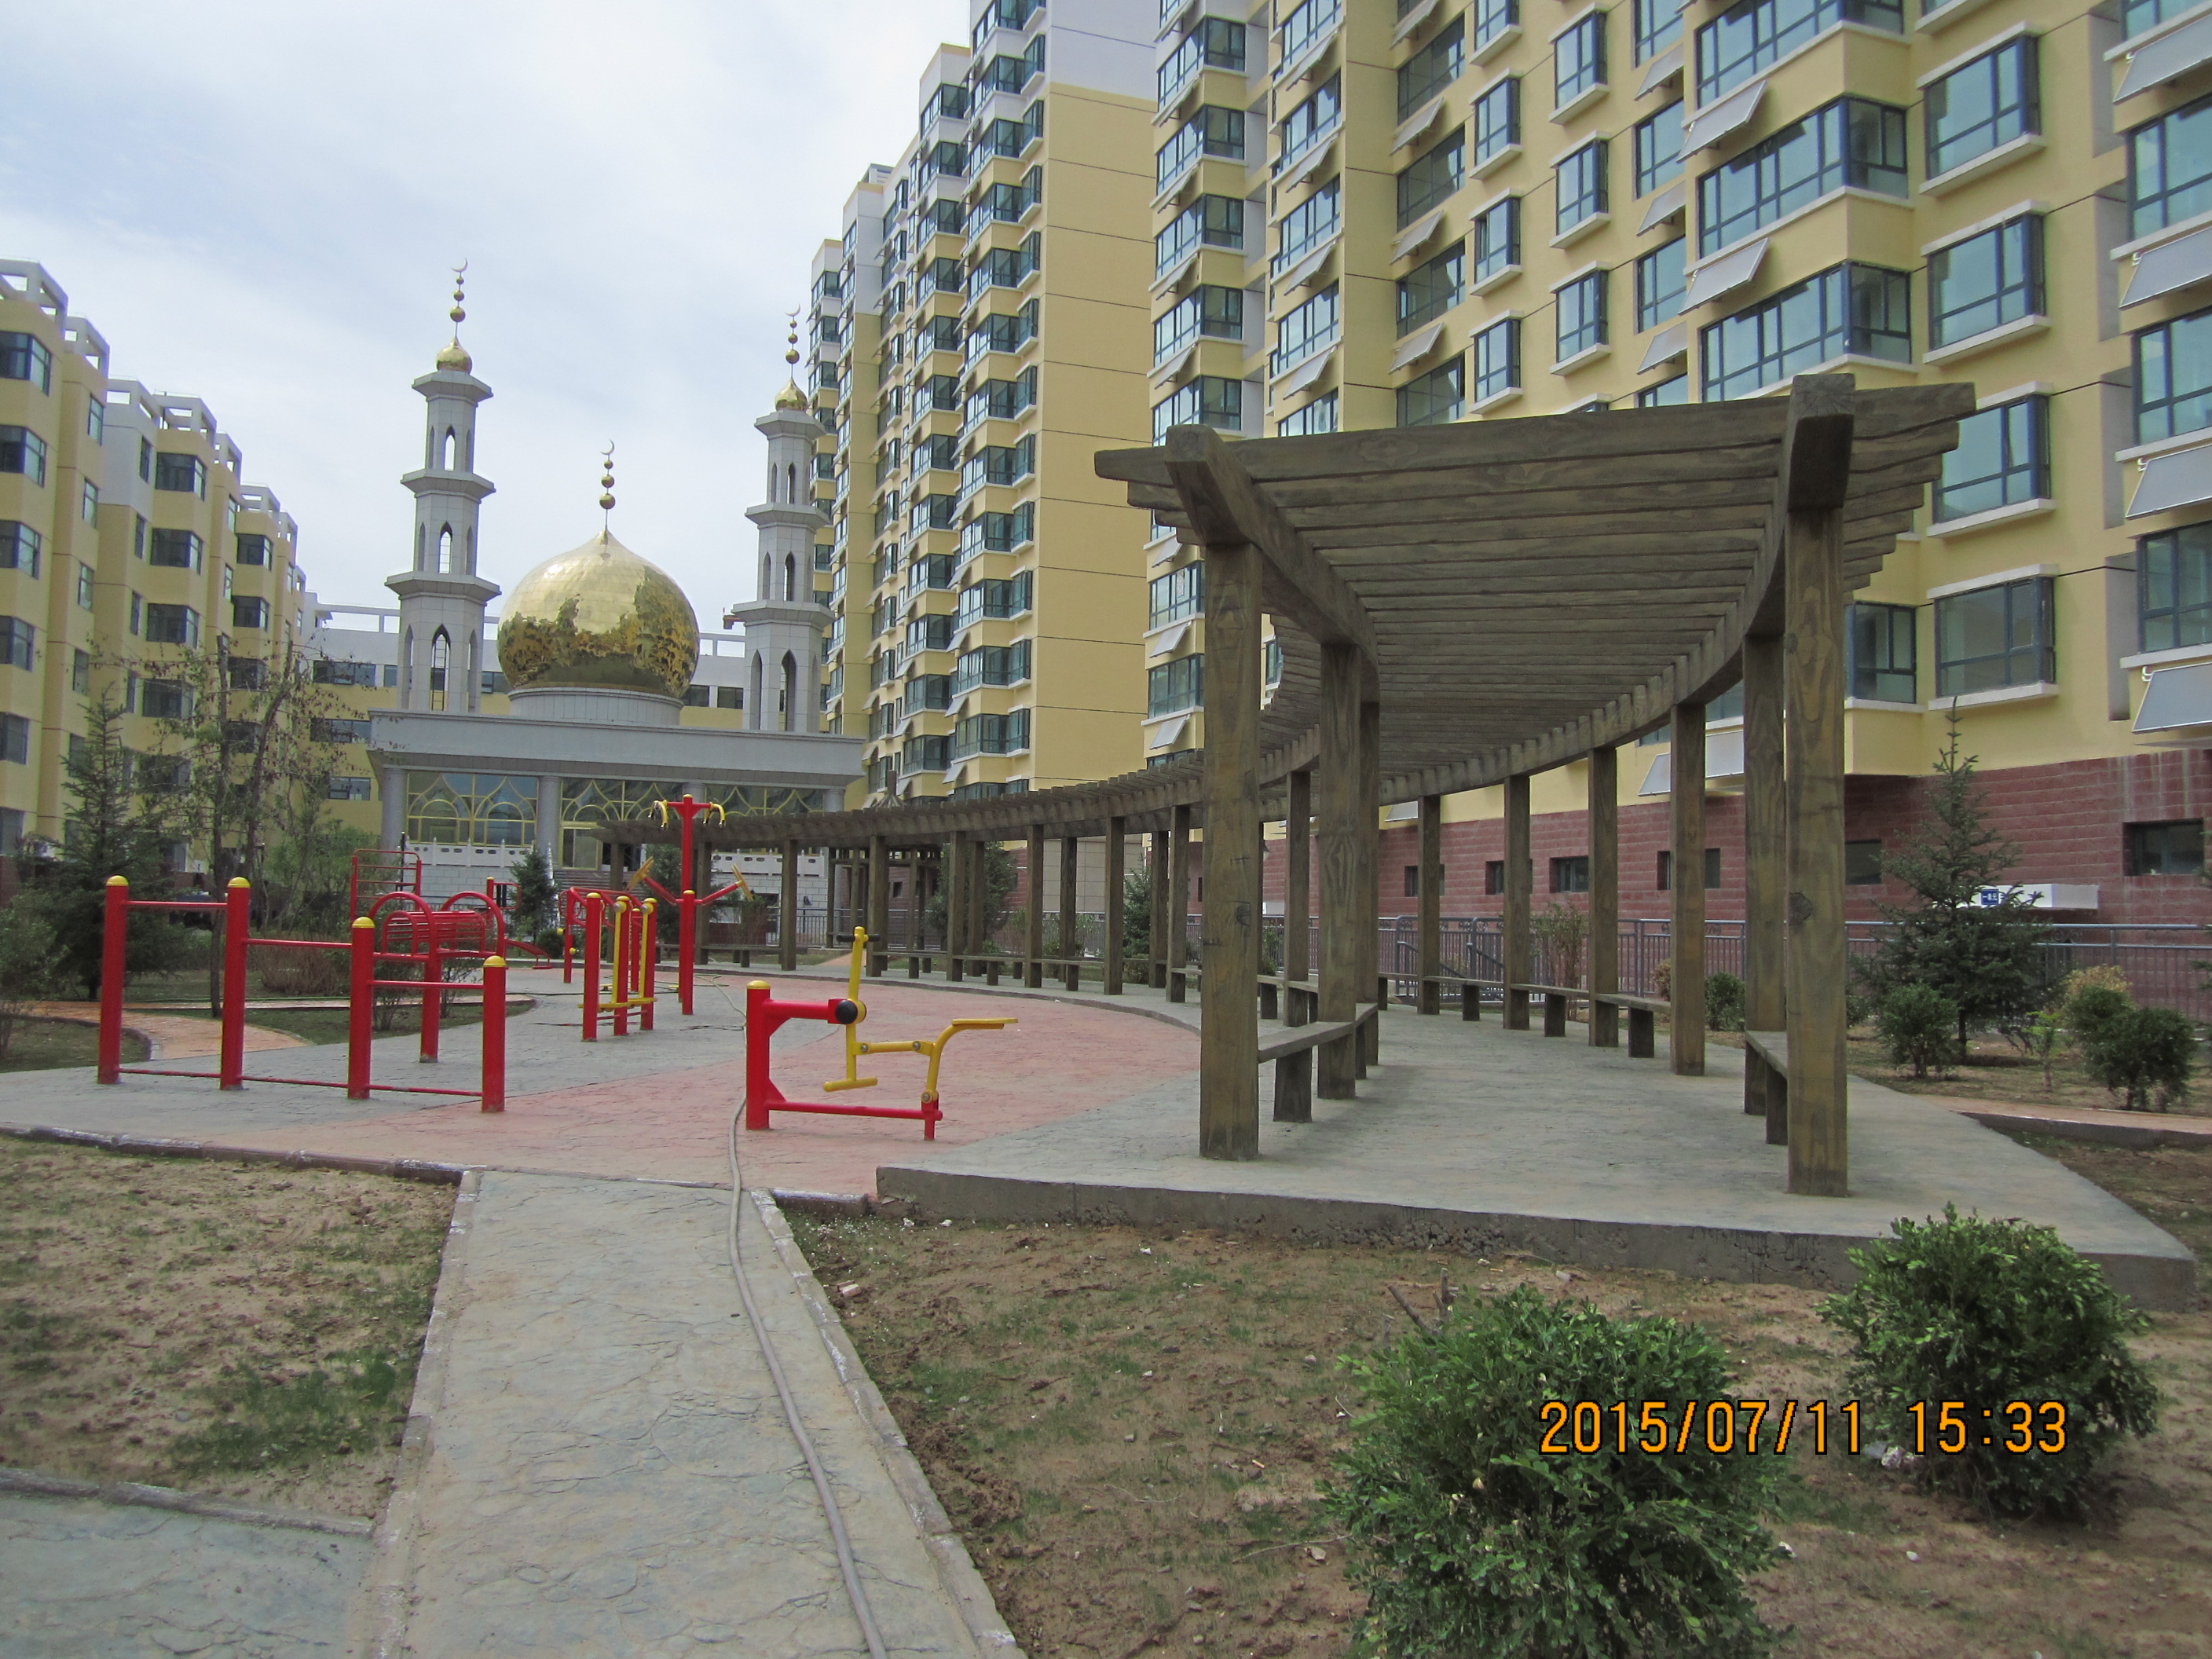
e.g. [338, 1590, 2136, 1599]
[752, 1191, 1026, 1657]
[0, 1465, 372, 1538]
[1946, 1102, 2212, 1150]
[0, 1122, 467, 1185]
[357, 1167, 482, 1659]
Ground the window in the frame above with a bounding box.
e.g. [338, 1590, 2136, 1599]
[143, 602, 200, 647]
[1476, 0, 1520, 53]
[1557, 270, 1609, 362]
[1926, 37, 2038, 180]
[313, 716, 375, 745]
[950, 641, 1033, 693]
[2138, 522, 2212, 652]
[1934, 577, 2053, 695]
[1845, 840, 1884, 884]
[1474, 77, 1521, 167]
[681, 684, 712, 708]
[1634, 0, 1683, 61]
[1398, 127, 1466, 228]
[1635, 102, 1683, 197]
[139, 679, 189, 720]
[0, 331, 53, 393]
[1157, 17, 1243, 104]
[904, 734, 951, 773]
[1928, 216, 2042, 349]
[1934, 396, 2048, 522]
[2134, 307, 2212, 444]
[1485, 859, 1506, 895]
[327, 776, 372, 802]
[1282, 0, 1343, 65]
[1398, 357, 1466, 427]
[71, 650, 88, 693]
[1397, 245, 1465, 335]
[1657, 847, 1723, 888]
[1275, 181, 1341, 273]
[1474, 318, 1522, 401]
[1400, 15, 1465, 118]
[1636, 239, 1686, 331]
[1551, 855, 1591, 892]
[1278, 392, 1340, 435]
[1280, 75, 1341, 169]
[1472, 196, 1520, 284]
[1697, 98, 1907, 256]
[0, 426, 48, 485]
[233, 532, 270, 566]
[1157, 105, 1245, 189]
[482, 670, 509, 694]
[1148, 654, 1205, 716]
[1156, 195, 1244, 275]
[2125, 819, 2205, 876]
[0, 616, 31, 671]
[1638, 373, 1691, 405]
[1701, 262, 1910, 401]
[1554, 13, 1606, 109]
[1696, 0, 1903, 104]
[231, 595, 269, 630]
[1265, 637, 1285, 684]
[1155, 286, 1245, 360]
[1153, 376, 1244, 441]
[1556, 141, 1608, 236]
[1848, 601, 1917, 701]
[1274, 284, 1342, 372]
[0, 715, 25, 765]
[951, 709, 1031, 759]
[148, 529, 202, 569]
[154, 452, 206, 496]
[2129, 92, 2212, 240]
[0, 522, 38, 577]
[312, 659, 383, 688]
[716, 685, 745, 710]
[1151, 562, 1205, 628]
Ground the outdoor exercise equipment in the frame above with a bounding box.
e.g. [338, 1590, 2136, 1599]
[96, 875, 508, 1110]
[573, 888, 659, 1042]
[555, 794, 755, 1017]
[742, 927, 1013, 1140]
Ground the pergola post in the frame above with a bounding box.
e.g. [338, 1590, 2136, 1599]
[1415, 793, 1441, 1015]
[1782, 377, 1856, 1196]
[1285, 767, 1311, 1020]
[1060, 833, 1081, 991]
[1025, 823, 1046, 989]
[908, 854, 926, 965]
[1317, 642, 1362, 1097]
[1743, 633, 1786, 1135]
[946, 832, 967, 983]
[970, 837, 991, 973]
[1358, 698, 1382, 1070]
[1148, 830, 1170, 988]
[1166, 805, 1192, 1004]
[1103, 816, 1126, 994]
[1588, 746, 1618, 1047]
[1669, 702, 1707, 1075]
[866, 835, 889, 976]
[1199, 539, 1263, 1159]
[1503, 773, 1531, 1031]
[778, 839, 799, 972]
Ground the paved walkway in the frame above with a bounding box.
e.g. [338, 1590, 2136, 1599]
[27, 1001, 305, 1061]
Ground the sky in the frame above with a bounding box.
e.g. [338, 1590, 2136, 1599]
[0, 2, 960, 625]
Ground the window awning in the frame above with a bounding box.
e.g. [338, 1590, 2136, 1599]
[1637, 728, 1748, 796]
[1285, 134, 1337, 191]
[1392, 209, 1446, 262]
[1149, 622, 1191, 659]
[1683, 78, 1766, 153]
[2135, 659, 2212, 740]
[1273, 349, 1336, 400]
[1392, 320, 1446, 371]
[1279, 238, 1339, 291]
[1637, 320, 1690, 372]
[1683, 237, 1767, 308]
[1147, 715, 1189, 751]
[2128, 441, 2212, 517]
[1152, 342, 1198, 388]
[1393, 0, 1442, 43]
[2119, 10, 2212, 99]
[2122, 225, 2212, 307]
[1636, 180, 1687, 234]
[1637, 41, 1684, 98]
[1393, 95, 1447, 154]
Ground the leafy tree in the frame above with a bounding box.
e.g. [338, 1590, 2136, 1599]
[1855, 715, 2049, 1050]
[260, 820, 377, 935]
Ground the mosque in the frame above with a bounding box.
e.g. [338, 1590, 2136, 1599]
[354, 283, 862, 894]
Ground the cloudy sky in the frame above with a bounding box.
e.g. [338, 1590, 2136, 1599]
[0, 2, 959, 624]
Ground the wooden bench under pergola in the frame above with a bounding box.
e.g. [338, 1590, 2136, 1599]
[609, 375, 1968, 1199]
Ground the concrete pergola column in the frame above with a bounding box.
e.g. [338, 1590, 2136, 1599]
[1503, 774, 1531, 1032]
[1415, 793, 1442, 1016]
[1742, 635, 1785, 1130]
[1060, 833, 1081, 991]
[778, 838, 799, 973]
[1198, 537, 1263, 1158]
[1357, 698, 1382, 1071]
[866, 834, 889, 976]
[1588, 746, 1618, 1047]
[1148, 830, 1169, 989]
[1103, 816, 1126, 994]
[1025, 823, 1046, 990]
[1317, 642, 1363, 1098]
[1166, 805, 1192, 1005]
[946, 832, 967, 983]
[1670, 702, 1707, 1075]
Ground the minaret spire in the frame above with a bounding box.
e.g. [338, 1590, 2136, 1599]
[599, 442, 617, 531]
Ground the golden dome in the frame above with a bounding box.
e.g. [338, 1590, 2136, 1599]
[436, 338, 473, 372]
[496, 529, 700, 700]
[773, 378, 809, 412]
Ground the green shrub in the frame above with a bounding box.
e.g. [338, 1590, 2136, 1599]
[2063, 983, 2134, 1049]
[2080, 1004, 2196, 1111]
[1875, 983, 1960, 1078]
[1324, 1287, 1780, 1659]
[1844, 986, 1877, 1029]
[1705, 971, 1746, 1032]
[1820, 1206, 2160, 1518]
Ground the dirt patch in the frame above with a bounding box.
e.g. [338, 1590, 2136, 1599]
[0, 1138, 451, 1518]
[1846, 1028, 2208, 1119]
[793, 1151, 2211, 1657]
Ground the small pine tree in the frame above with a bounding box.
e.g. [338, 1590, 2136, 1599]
[1855, 713, 2049, 1052]
[1122, 859, 1153, 969]
[509, 845, 558, 939]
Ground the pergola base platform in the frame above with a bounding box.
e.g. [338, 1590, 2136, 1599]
[878, 1011, 2194, 1310]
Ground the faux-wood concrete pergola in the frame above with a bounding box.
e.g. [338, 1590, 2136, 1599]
[628, 375, 1968, 1198]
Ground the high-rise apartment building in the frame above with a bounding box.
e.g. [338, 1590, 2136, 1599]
[808, 0, 1161, 806]
[0, 260, 308, 861]
[1144, 0, 2212, 931]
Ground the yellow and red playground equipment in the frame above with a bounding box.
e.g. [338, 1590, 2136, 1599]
[742, 928, 1013, 1140]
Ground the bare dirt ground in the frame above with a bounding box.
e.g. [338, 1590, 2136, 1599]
[0, 1138, 451, 1518]
[793, 1136, 2212, 1659]
[1848, 1031, 2212, 1119]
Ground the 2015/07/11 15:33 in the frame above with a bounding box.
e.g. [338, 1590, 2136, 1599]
[1536, 1399, 2070, 1457]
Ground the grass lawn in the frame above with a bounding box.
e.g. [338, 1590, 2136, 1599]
[0, 1137, 452, 1518]
[1, 1017, 149, 1075]
[793, 1144, 2211, 1657]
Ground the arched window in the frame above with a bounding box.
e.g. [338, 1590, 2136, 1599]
[786, 462, 797, 504]
[430, 629, 450, 712]
[441, 427, 456, 469]
[415, 525, 426, 569]
[748, 652, 766, 730]
[760, 555, 772, 598]
[779, 651, 797, 732]
[782, 555, 797, 602]
[467, 632, 480, 709]
[437, 526, 454, 573]
[402, 627, 416, 698]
